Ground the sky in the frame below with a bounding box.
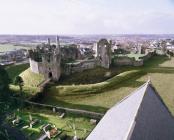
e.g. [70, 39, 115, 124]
[0, 0, 174, 34]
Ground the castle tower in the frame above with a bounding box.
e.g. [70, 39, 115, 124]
[29, 36, 61, 82]
[47, 38, 50, 45]
[51, 36, 61, 81]
[138, 43, 142, 54]
[96, 39, 112, 69]
[56, 36, 60, 47]
[41, 37, 61, 81]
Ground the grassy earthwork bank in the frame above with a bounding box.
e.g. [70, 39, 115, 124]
[41, 55, 174, 115]
[4, 55, 174, 139]
[20, 68, 44, 87]
[6, 63, 44, 97]
[5, 63, 29, 81]
[59, 66, 124, 85]
[7, 55, 174, 116]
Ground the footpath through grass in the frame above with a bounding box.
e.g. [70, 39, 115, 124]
[42, 56, 174, 115]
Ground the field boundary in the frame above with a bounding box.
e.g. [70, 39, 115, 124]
[13, 97, 104, 119]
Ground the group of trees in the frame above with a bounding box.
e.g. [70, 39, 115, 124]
[0, 65, 24, 140]
[13, 76, 24, 95]
[0, 65, 10, 97]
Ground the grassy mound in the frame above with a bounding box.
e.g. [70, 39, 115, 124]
[9, 67, 44, 97]
[42, 56, 174, 115]
[20, 68, 44, 87]
[59, 67, 123, 85]
[6, 63, 29, 82]
[48, 70, 145, 96]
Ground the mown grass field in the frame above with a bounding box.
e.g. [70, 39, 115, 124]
[0, 44, 28, 52]
[41, 56, 174, 115]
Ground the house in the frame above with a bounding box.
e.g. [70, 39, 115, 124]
[87, 80, 174, 140]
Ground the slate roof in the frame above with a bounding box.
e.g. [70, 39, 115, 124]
[87, 80, 174, 140]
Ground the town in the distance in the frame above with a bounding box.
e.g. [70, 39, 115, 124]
[1, 34, 174, 140]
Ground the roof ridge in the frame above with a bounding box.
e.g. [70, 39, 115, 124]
[124, 80, 151, 140]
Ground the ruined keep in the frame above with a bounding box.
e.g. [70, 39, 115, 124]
[65, 38, 112, 74]
[94, 39, 112, 69]
[28, 36, 61, 81]
[29, 37, 112, 81]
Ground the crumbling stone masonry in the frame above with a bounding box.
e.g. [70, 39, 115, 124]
[29, 37, 112, 81]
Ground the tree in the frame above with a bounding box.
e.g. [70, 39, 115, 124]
[14, 76, 24, 95]
[0, 66, 10, 98]
[0, 66, 10, 90]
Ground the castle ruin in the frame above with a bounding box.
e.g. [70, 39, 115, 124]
[29, 36, 61, 81]
[95, 39, 112, 68]
[29, 37, 112, 81]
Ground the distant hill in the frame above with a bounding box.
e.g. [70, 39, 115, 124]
[0, 34, 174, 44]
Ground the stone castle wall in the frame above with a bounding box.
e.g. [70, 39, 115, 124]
[112, 57, 144, 67]
[29, 58, 42, 73]
[29, 58, 51, 79]
[112, 52, 154, 67]
[29, 38, 112, 81]
[113, 57, 135, 66]
[64, 59, 97, 75]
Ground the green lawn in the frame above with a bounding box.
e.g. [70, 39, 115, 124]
[0, 44, 28, 52]
[41, 56, 174, 115]
[48, 70, 143, 96]
[20, 68, 44, 87]
[9, 68, 44, 97]
[7, 108, 95, 140]
[6, 64, 44, 97]
[113, 53, 146, 60]
[4, 55, 174, 139]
